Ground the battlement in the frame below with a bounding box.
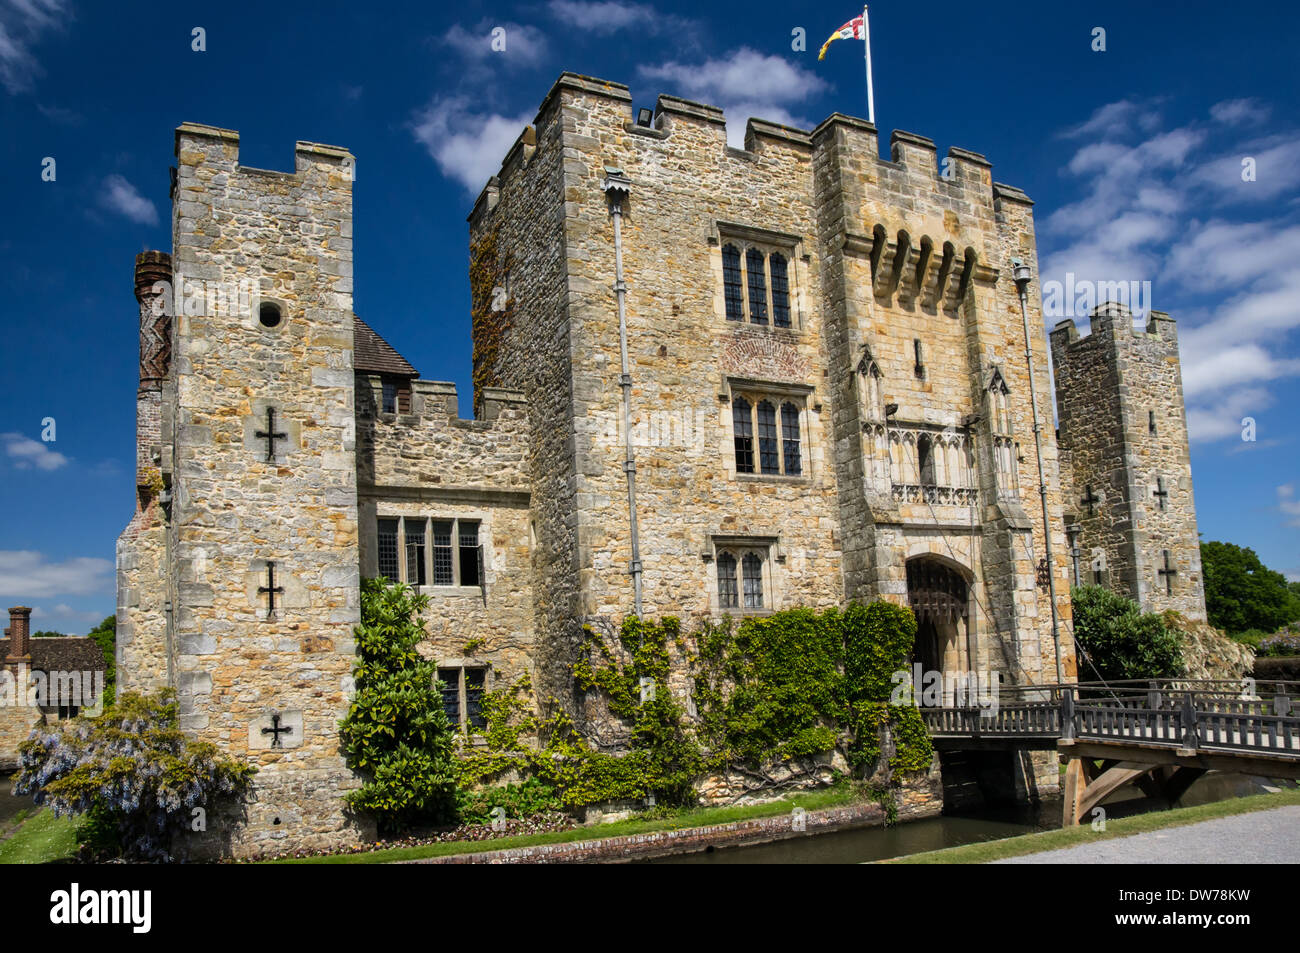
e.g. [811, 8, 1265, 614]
[174, 122, 355, 193]
[470, 72, 1020, 220]
[357, 379, 530, 491]
[1051, 303, 1179, 357]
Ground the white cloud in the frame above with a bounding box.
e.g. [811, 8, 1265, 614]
[31, 603, 103, 630]
[1059, 98, 1163, 141]
[99, 174, 158, 225]
[549, 0, 665, 35]
[1184, 386, 1271, 443]
[442, 21, 548, 66]
[1190, 132, 1300, 202]
[1, 431, 67, 470]
[638, 48, 827, 148]
[1044, 101, 1300, 446]
[1210, 98, 1270, 126]
[0, 0, 66, 94]
[1278, 485, 1300, 528]
[0, 550, 112, 599]
[410, 95, 532, 194]
[1163, 221, 1300, 290]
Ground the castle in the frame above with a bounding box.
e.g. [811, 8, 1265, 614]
[111, 72, 1206, 856]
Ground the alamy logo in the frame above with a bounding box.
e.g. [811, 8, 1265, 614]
[1040, 272, 1152, 320]
[0, 667, 105, 717]
[49, 884, 151, 933]
[890, 665, 1000, 715]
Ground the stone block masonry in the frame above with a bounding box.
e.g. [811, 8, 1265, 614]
[164, 123, 367, 856]
[1051, 303, 1206, 620]
[111, 70, 1211, 858]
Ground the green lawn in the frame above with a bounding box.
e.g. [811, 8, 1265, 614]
[271, 784, 867, 864]
[0, 808, 78, 864]
[887, 787, 1300, 864]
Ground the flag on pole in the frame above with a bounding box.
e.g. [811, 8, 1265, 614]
[817, 14, 864, 60]
[817, 7, 876, 125]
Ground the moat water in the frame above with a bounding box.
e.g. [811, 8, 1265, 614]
[646, 772, 1290, 864]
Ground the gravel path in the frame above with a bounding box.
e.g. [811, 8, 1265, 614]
[996, 805, 1300, 863]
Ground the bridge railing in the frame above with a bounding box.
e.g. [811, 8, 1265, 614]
[921, 678, 1300, 757]
[1060, 684, 1300, 756]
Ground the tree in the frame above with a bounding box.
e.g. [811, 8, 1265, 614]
[87, 614, 116, 707]
[13, 690, 254, 861]
[31, 630, 68, 638]
[338, 578, 458, 833]
[1201, 541, 1300, 635]
[1071, 585, 1185, 681]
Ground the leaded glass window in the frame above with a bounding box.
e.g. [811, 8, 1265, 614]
[742, 552, 763, 608]
[722, 244, 744, 321]
[757, 400, 779, 474]
[770, 253, 790, 327]
[733, 398, 754, 473]
[717, 552, 739, 609]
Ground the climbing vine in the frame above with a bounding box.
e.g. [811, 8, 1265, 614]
[469, 226, 513, 411]
[453, 603, 934, 815]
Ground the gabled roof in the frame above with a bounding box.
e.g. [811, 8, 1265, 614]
[353, 315, 419, 378]
[0, 637, 107, 673]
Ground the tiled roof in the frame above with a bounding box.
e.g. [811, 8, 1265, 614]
[0, 637, 107, 673]
[354, 315, 418, 377]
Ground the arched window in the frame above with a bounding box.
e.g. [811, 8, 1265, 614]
[717, 552, 739, 608]
[722, 244, 743, 321]
[770, 253, 790, 327]
[757, 400, 779, 474]
[781, 402, 801, 475]
[746, 248, 768, 324]
[917, 433, 936, 487]
[732, 397, 754, 473]
[742, 552, 764, 608]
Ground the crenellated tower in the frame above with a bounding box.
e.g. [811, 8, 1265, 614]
[1050, 302, 1206, 621]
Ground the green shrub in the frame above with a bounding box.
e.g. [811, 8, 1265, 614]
[456, 778, 563, 824]
[339, 578, 458, 833]
[13, 690, 254, 862]
[1071, 585, 1186, 681]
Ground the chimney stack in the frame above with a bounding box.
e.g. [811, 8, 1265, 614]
[135, 250, 174, 391]
[5, 606, 32, 662]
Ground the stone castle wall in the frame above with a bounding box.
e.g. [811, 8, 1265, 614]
[356, 378, 536, 697]
[470, 72, 1072, 703]
[166, 123, 368, 856]
[1051, 304, 1206, 621]
[812, 112, 1073, 685]
[468, 84, 578, 713]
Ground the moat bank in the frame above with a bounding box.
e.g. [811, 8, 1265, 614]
[647, 771, 1285, 864]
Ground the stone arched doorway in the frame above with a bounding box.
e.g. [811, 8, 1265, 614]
[906, 557, 971, 703]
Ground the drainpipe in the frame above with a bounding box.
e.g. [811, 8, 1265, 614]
[1012, 258, 1063, 684]
[602, 168, 643, 617]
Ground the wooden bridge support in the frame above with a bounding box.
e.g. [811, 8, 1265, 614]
[1062, 755, 1206, 826]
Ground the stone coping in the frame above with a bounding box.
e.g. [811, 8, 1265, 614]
[398, 800, 892, 864]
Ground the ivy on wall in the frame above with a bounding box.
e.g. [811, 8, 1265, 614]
[469, 226, 513, 412]
[455, 603, 934, 813]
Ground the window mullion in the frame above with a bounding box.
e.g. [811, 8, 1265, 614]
[453, 519, 461, 586]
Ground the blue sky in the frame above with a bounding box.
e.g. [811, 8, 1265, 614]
[1, 0, 1297, 633]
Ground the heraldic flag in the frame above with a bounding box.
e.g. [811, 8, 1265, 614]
[817, 13, 865, 60]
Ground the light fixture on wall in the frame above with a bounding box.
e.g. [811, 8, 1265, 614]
[636, 108, 653, 127]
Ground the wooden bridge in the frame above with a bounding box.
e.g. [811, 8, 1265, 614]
[920, 679, 1300, 825]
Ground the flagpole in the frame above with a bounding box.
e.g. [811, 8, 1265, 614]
[863, 5, 875, 124]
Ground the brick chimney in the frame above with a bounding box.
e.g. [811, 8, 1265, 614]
[5, 606, 31, 662]
[135, 250, 174, 391]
